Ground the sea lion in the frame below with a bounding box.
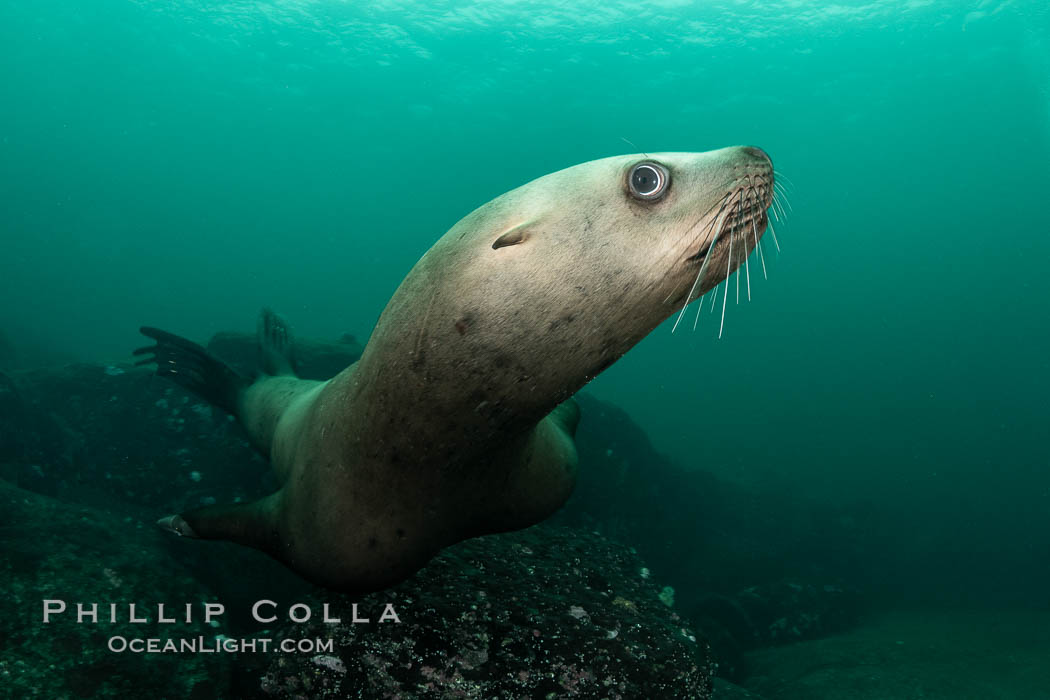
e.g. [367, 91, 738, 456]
[135, 146, 775, 591]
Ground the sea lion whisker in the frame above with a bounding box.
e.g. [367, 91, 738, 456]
[773, 170, 796, 191]
[673, 192, 736, 334]
[695, 193, 741, 331]
[768, 217, 781, 254]
[739, 186, 768, 281]
[676, 263, 706, 334]
[692, 283, 704, 330]
[735, 191, 746, 305]
[719, 233, 732, 339]
[773, 178, 793, 205]
[772, 191, 788, 223]
[753, 214, 767, 280]
[672, 191, 732, 288]
[673, 246, 712, 332]
[662, 286, 683, 306]
[753, 187, 768, 224]
[743, 190, 757, 302]
[672, 201, 730, 333]
[622, 176, 729, 305]
[744, 244, 751, 301]
[691, 192, 734, 258]
[620, 136, 649, 159]
[717, 191, 743, 337]
[772, 184, 792, 220]
[773, 180, 791, 202]
[684, 192, 732, 256]
[653, 194, 730, 306]
[663, 193, 729, 309]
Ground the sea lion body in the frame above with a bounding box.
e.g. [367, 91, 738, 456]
[140, 146, 775, 591]
[230, 352, 580, 591]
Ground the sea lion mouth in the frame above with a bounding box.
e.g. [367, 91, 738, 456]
[670, 158, 785, 335]
[687, 172, 775, 263]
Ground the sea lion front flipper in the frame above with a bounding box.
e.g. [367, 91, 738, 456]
[549, 397, 581, 437]
[257, 308, 297, 377]
[156, 491, 282, 557]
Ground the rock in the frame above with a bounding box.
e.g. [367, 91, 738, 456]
[0, 329, 361, 515]
[6, 361, 272, 513]
[558, 394, 869, 680]
[0, 334, 859, 696]
[0, 478, 232, 698]
[0, 477, 715, 697]
[257, 525, 713, 699]
[727, 581, 862, 647]
[685, 581, 862, 681]
[0, 344, 718, 697]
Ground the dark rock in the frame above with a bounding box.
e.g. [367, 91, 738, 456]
[0, 326, 359, 515]
[0, 334, 867, 695]
[2, 478, 716, 697]
[256, 525, 713, 699]
[7, 361, 272, 514]
[558, 393, 870, 678]
[0, 479, 231, 698]
[688, 594, 753, 682]
[685, 581, 863, 681]
[1, 343, 716, 697]
[728, 581, 863, 647]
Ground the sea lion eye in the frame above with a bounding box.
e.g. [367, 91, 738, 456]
[627, 161, 670, 201]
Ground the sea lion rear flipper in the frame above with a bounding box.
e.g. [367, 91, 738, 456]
[257, 308, 297, 377]
[156, 491, 282, 556]
[134, 327, 249, 416]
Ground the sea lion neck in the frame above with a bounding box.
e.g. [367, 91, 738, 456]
[345, 263, 564, 465]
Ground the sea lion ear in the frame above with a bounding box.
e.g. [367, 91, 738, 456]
[492, 221, 530, 249]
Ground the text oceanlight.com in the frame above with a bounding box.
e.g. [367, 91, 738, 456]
[41, 599, 401, 654]
[107, 635, 335, 654]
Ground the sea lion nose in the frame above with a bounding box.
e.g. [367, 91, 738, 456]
[740, 146, 772, 167]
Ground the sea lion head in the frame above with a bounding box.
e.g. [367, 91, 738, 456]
[367, 146, 775, 428]
[407, 147, 771, 389]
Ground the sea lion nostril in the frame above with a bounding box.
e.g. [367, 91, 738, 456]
[740, 146, 772, 167]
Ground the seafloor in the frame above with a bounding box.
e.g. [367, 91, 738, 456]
[1, 331, 1042, 699]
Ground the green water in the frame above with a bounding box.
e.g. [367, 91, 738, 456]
[2, 0, 1048, 598]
